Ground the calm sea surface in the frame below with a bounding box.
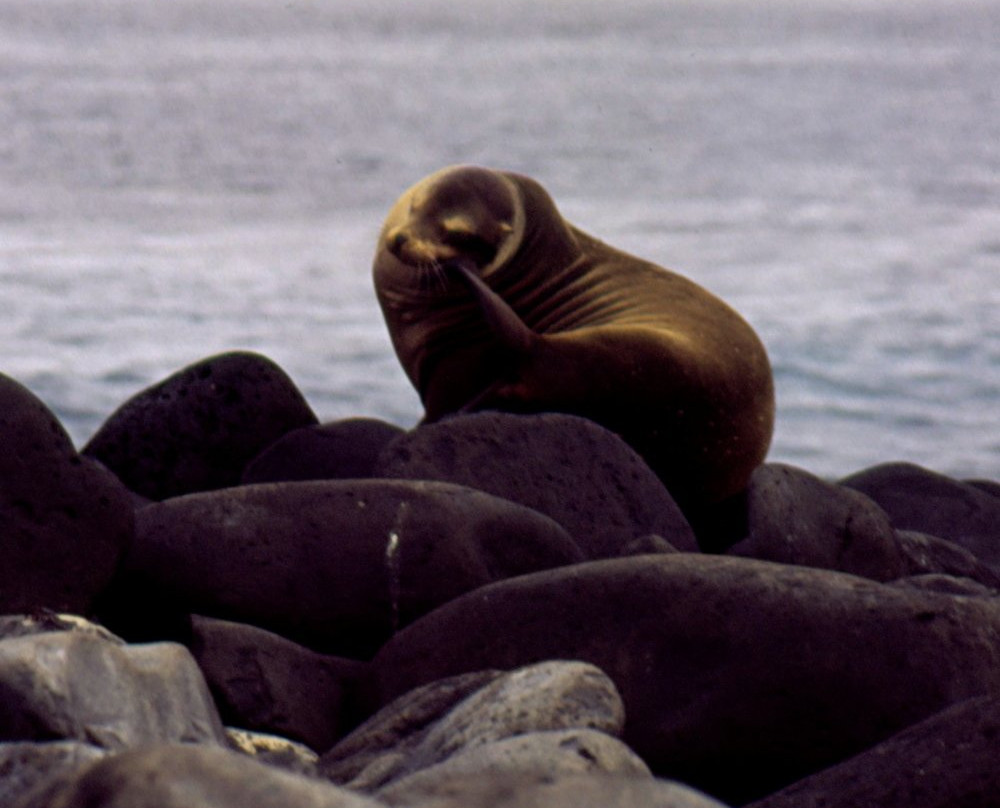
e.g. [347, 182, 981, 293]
[1, 0, 998, 480]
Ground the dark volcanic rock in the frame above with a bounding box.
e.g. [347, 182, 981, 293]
[373, 554, 1000, 805]
[242, 418, 405, 484]
[0, 374, 133, 614]
[841, 462, 1000, 567]
[895, 530, 1000, 589]
[0, 630, 227, 749]
[747, 693, 1000, 808]
[727, 463, 906, 581]
[374, 412, 697, 558]
[15, 743, 384, 808]
[188, 615, 371, 753]
[112, 479, 582, 657]
[82, 351, 318, 500]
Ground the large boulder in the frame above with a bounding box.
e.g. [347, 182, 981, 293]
[0, 374, 133, 614]
[109, 479, 583, 657]
[727, 463, 906, 581]
[372, 554, 1000, 804]
[747, 693, 1000, 808]
[82, 351, 318, 500]
[841, 462, 1000, 567]
[374, 412, 697, 557]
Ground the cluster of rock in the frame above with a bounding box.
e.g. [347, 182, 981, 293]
[2, 349, 999, 807]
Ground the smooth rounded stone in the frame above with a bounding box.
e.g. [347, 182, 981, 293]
[225, 727, 319, 775]
[331, 661, 625, 792]
[115, 479, 582, 657]
[242, 418, 406, 484]
[82, 351, 318, 501]
[0, 741, 106, 808]
[841, 462, 1000, 567]
[0, 631, 227, 749]
[320, 671, 504, 786]
[373, 554, 1000, 805]
[895, 530, 1000, 588]
[726, 463, 906, 581]
[889, 573, 999, 598]
[14, 743, 387, 808]
[366, 772, 729, 808]
[375, 729, 650, 803]
[0, 374, 134, 615]
[189, 615, 371, 752]
[374, 412, 698, 558]
[746, 693, 1000, 808]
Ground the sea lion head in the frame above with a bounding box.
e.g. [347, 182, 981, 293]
[377, 166, 525, 281]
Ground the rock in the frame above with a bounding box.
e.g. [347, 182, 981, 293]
[0, 630, 227, 749]
[373, 554, 1000, 805]
[320, 671, 504, 786]
[14, 743, 386, 808]
[0, 374, 134, 615]
[324, 661, 625, 792]
[82, 351, 318, 500]
[242, 418, 405, 484]
[188, 615, 371, 752]
[225, 727, 319, 775]
[374, 412, 697, 557]
[727, 463, 906, 581]
[841, 462, 1000, 567]
[894, 530, 1000, 588]
[746, 693, 1000, 808]
[0, 613, 125, 644]
[368, 772, 730, 808]
[889, 574, 999, 598]
[0, 741, 106, 808]
[109, 479, 582, 657]
[375, 729, 649, 804]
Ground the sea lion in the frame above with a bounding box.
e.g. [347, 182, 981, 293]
[373, 165, 775, 510]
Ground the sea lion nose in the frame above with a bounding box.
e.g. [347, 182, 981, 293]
[388, 229, 408, 254]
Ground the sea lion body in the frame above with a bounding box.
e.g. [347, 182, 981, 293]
[373, 166, 775, 508]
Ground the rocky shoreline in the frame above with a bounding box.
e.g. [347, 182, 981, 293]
[2, 350, 999, 807]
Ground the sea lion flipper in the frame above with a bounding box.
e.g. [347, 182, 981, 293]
[446, 260, 537, 356]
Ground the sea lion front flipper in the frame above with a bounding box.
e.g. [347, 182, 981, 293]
[446, 260, 537, 356]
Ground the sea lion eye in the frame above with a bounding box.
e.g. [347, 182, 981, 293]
[442, 229, 498, 266]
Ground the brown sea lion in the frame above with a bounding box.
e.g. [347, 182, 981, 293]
[373, 165, 775, 510]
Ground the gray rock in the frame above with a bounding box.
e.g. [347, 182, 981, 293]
[889, 573, 999, 597]
[375, 729, 650, 803]
[115, 479, 582, 657]
[375, 412, 697, 557]
[189, 615, 370, 753]
[324, 661, 624, 793]
[747, 693, 1000, 808]
[320, 671, 503, 786]
[0, 631, 227, 749]
[82, 351, 318, 501]
[727, 463, 906, 581]
[13, 743, 386, 808]
[841, 462, 1000, 567]
[370, 772, 730, 808]
[242, 418, 405, 484]
[0, 741, 106, 808]
[373, 554, 1000, 805]
[0, 373, 133, 615]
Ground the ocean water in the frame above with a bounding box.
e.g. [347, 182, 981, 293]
[1, 0, 997, 480]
